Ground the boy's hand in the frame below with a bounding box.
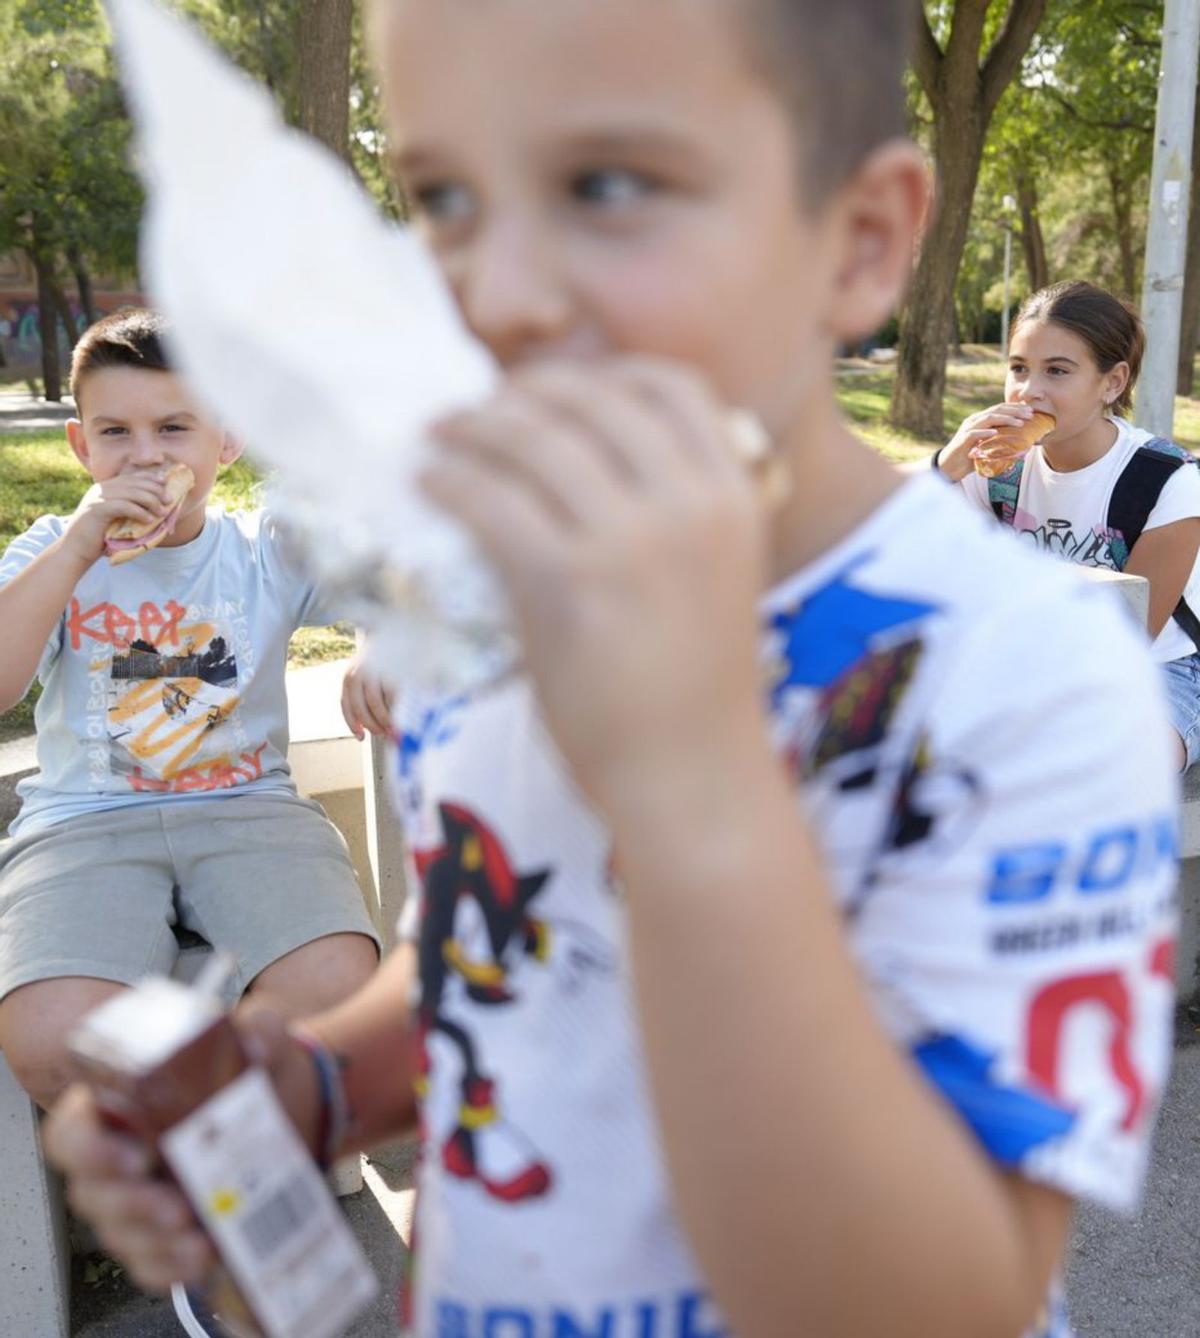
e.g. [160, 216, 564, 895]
[62, 472, 171, 566]
[42, 1010, 320, 1295]
[423, 358, 769, 810]
[340, 650, 396, 740]
[939, 403, 1035, 483]
[42, 1085, 215, 1293]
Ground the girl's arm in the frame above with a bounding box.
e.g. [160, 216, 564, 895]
[1124, 517, 1200, 638]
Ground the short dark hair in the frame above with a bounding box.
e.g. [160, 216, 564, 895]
[70, 308, 172, 409]
[740, 0, 918, 201]
[1012, 281, 1145, 417]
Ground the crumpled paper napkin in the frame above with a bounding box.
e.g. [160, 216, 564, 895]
[104, 0, 516, 693]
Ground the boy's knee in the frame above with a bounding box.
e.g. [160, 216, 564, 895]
[0, 978, 127, 1110]
[248, 932, 379, 1018]
[2, 1032, 76, 1110]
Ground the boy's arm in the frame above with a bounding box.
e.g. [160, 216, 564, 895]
[0, 535, 92, 712]
[611, 749, 1071, 1338]
[291, 942, 419, 1156]
[0, 475, 170, 712]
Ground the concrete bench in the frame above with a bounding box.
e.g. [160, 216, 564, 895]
[0, 659, 407, 1337]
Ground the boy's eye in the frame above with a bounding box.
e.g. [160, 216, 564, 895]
[570, 168, 654, 207]
[411, 182, 476, 224]
[161, 423, 189, 432]
[100, 426, 129, 436]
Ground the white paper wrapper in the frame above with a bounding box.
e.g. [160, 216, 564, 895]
[104, 0, 516, 692]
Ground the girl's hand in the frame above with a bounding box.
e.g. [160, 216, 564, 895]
[938, 403, 1035, 483]
[422, 357, 770, 814]
[62, 471, 171, 565]
[340, 649, 396, 740]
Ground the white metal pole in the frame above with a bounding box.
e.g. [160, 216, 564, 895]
[1137, 0, 1200, 437]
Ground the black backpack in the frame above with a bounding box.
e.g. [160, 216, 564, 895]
[986, 437, 1200, 651]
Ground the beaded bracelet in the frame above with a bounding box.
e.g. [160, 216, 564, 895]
[293, 1028, 350, 1171]
[930, 444, 945, 472]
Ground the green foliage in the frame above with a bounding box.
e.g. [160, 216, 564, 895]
[950, 0, 1162, 343]
[0, 0, 141, 281]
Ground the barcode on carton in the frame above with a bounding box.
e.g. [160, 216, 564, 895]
[163, 1068, 378, 1338]
[241, 1175, 319, 1262]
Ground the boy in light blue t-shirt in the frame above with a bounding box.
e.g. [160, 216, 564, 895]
[0, 308, 380, 1109]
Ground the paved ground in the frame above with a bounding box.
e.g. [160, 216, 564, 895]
[1065, 1013, 1200, 1338]
[72, 1140, 419, 1337]
[0, 388, 76, 433]
[0, 388, 75, 434]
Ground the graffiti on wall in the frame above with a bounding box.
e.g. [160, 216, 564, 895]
[0, 294, 143, 371]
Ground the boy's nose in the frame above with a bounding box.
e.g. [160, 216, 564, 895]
[127, 433, 166, 466]
[451, 219, 575, 368]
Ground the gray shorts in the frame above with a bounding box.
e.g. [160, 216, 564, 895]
[0, 792, 381, 1003]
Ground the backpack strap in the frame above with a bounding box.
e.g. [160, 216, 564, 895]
[1105, 439, 1192, 566]
[1107, 437, 1200, 652]
[986, 457, 1025, 526]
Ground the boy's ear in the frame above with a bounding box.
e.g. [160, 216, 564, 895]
[65, 418, 91, 471]
[822, 140, 932, 344]
[218, 432, 245, 467]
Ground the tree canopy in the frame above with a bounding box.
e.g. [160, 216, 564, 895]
[0, 0, 1190, 428]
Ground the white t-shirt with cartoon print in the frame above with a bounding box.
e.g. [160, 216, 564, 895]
[958, 415, 1200, 661]
[0, 507, 332, 838]
[393, 473, 1178, 1338]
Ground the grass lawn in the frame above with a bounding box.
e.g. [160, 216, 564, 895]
[4, 350, 1200, 742]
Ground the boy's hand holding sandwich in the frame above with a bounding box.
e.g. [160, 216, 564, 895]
[62, 467, 185, 566]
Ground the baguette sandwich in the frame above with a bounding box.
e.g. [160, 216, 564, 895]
[969, 410, 1056, 480]
[104, 462, 196, 565]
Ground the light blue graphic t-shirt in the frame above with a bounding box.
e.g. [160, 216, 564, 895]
[0, 507, 333, 837]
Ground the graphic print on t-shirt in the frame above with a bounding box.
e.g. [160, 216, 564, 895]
[765, 560, 984, 915]
[67, 594, 264, 794]
[1011, 509, 1124, 569]
[412, 802, 615, 1205]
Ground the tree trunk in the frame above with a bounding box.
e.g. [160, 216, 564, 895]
[296, 0, 354, 163]
[48, 275, 78, 353]
[68, 245, 98, 328]
[892, 106, 986, 438]
[1015, 169, 1049, 291]
[31, 245, 62, 402]
[1178, 83, 1200, 396]
[1108, 167, 1138, 298]
[891, 0, 1049, 438]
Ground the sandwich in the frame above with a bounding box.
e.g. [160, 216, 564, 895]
[969, 410, 1056, 479]
[104, 462, 195, 565]
[728, 410, 791, 508]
